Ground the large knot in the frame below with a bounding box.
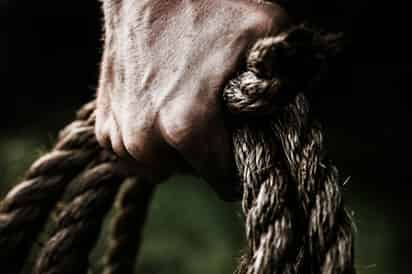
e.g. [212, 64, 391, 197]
[223, 25, 342, 116]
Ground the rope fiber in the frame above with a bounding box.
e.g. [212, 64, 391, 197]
[0, 24, 355, 274]
[102, 177, 155, 274]
[0, 101, 101, 274]
[223, 25, 355, 274]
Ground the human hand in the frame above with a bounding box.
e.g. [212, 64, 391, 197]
[95, 0, 291, 201]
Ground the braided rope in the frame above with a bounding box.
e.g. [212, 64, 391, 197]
[275, 96, 355, 274]
[102, 177, 155, 274]
[231, 122, 298, 274]
[0, 101, 100, 274]
[223, 26, 355, 274]
[0, 23, 354, 274]
[34, 156, 127, 274]
[0, 100, 153, 274]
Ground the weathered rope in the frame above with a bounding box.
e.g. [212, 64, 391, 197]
[275, 97, 355, 274]
[231, 121, 298, 274]
[0, 23, 354, 274]
[34, 155, 127, 274]
[0, 101, 100, 274]
[102, 177, 155, 274]
[223, 26, 355, 274]
[0, 100, 152, 274]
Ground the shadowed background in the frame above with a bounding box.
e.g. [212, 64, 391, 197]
[1, 1, 411, 273]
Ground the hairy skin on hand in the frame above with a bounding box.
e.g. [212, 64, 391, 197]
[96, 0, 291, 200]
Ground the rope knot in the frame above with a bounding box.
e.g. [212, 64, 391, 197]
[224, 25, 343, 116]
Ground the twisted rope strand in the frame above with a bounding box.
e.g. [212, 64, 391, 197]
[274, 96, 355, 274]
[34, 156, 127, 274]
[224, 25, 355, 274]
[232, 123, 298, 274]
[102, 177, 155, 274]
[0, 101, 100, 274]
[0, 22, 354, 274]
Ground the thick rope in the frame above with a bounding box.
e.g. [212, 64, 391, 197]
[0, 99, 152, 274]
[0, 23, 354, 274]
[34, 155, 127, 274]
[223, 26, 355, 274]
[102, 177, 155, 274]
[0, 101, 100, 274]
[274, 96, 355, 274]
[231, 121, 299, 274]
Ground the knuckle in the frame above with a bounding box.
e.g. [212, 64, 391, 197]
[158, 113, 191, 151]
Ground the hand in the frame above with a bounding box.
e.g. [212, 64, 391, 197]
[96, 0, 291, 201]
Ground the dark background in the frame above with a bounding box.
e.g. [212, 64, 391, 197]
[1, 1, 411, 273]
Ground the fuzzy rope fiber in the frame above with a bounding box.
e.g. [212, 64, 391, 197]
[0, 25, 355, 274]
